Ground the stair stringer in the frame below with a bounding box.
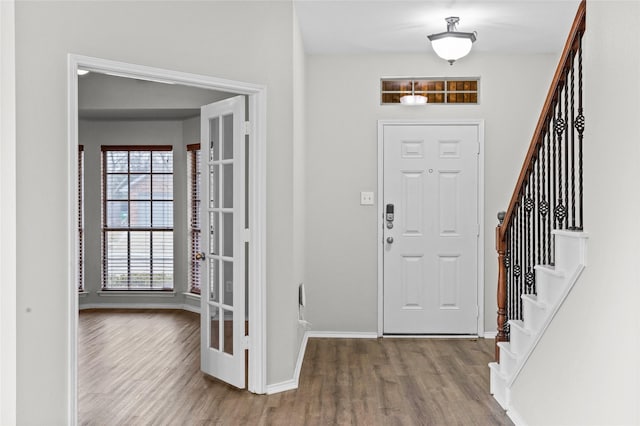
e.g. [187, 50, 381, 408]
[489, 230, 588, 411]
[507, 264, 585, 387]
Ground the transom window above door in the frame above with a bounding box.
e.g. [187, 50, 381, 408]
[101, 145, 174, 291]
[381, 77, 479, 105]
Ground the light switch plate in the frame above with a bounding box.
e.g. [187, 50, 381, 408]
[360, 191, 375, 205]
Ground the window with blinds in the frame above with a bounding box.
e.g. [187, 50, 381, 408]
[101, 146, 174, 290]
[78, 145, 85, 292]
[187, 144, 202, 295]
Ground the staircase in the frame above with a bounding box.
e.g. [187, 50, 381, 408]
[489, 0, 587, 414]
[489, 230, 587, 408]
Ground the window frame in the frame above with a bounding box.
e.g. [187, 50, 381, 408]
[101, 145, 175, 291]
[380, 77, 480, 105]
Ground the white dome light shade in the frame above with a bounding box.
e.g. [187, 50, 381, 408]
[400, 95, 428, 105]
[430, 36, 474, 63]
[427, 17, 477, 65]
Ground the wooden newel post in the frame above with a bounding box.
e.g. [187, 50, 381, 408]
[495, 211, 507, 362]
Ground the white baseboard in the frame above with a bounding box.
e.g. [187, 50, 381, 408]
[78, 301, 201, 314]
[181, 303, 200, 314]
[79, 302, 184, 310]
[484, 331, 498, 339]
[307, 331, 378, 339]
[266, 379, 297, 394]
[506, 405, 528, 426]
[266, 331, 309, 395]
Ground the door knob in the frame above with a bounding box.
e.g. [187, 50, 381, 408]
[195, 252, 206, 261]
[386, 237, 394, 244]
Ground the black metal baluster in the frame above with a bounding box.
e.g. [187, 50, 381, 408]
[570, 51, 576, 229]
[536, 152, 541, 268]
[525, 177, 534, 294]
[576, 33, 585, 230]
[564, 70, 570, 230]
[555, 85, 567, 231]
[513, 201, 524, 319]
[540, 129, 548, 265]
[552, 101, 558, 235]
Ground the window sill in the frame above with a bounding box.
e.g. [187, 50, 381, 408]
[183, 292, 201, 301]
[78, 291, 89, 298]
[97, 290, 177, 298]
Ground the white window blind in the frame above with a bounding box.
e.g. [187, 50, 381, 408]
[101, 146, 174, 290]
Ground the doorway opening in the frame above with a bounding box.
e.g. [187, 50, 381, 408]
[68, 55, 267, 422]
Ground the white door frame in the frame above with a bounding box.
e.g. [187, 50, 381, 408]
[377, 119, 485, 337]
[67, 54, 268, 421]
[0, 0, 17, 423]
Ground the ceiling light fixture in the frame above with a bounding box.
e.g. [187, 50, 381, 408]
[428, 17, 477, 65]
[77, 69, 89, 76]
[400, 94, 427, 105]
[399, 83, 427, 105]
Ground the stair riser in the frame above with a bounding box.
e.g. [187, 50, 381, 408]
[522, 298, 546, 333]
[489, 367, 508, 409]
[509, 327, 531, 355]
[554, 233, 586, 272]
[499, 352, 517, 377]
[535, 272, 565, 306]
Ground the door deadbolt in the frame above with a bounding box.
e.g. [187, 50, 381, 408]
[386, 237, 394, 244]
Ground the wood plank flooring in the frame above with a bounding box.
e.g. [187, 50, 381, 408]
[79, 310, 512, 425]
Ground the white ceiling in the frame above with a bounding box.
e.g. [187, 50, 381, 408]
[294, 0, 581, 55]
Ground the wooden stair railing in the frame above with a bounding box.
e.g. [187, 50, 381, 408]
[495, 0, 586, 361]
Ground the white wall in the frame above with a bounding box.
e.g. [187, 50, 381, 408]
[509, 2, 640, 424]
[78, 119, 190, 306]
[304, 52, 557, 333]
[15, 1, 298, 423]
[292, 5, 308, 364]
[79, 72, 231, 112]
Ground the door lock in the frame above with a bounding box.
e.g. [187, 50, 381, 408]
[386, 237, 394, 244]
[386, 204, 395, 222]
[195, 252, 206, 261]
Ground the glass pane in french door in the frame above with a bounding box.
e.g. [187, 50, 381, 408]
[207, 113, 235, 354]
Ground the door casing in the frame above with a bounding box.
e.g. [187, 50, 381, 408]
[67, 54, 268, 423]
[377, 119, 485, 337]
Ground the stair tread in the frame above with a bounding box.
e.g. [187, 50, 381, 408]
[508, 319, 531, 335]
[488, 362, 507, 379]
[534, 264, 565, 277]
[497, 342, 517, 358]
[521, 293, 547, 308]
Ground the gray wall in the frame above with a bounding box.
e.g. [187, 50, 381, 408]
[509, 2, 640, 423]
[304, 52, 557, 333]
[15, 1, 299, 423]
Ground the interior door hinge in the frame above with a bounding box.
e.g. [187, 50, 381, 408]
[242, 335, 250, 349]
[243, 228, 251, 242]
[244, 121, 251, 135]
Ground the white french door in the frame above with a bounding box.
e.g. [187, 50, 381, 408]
[381, 123, 480, 334]
[200, 96, 246, 388]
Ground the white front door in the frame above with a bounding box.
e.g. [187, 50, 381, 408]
[382, 123, 479, 334]
[200, 96, 246, 387]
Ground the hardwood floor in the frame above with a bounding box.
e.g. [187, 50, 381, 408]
[79, 310, 512, 425]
